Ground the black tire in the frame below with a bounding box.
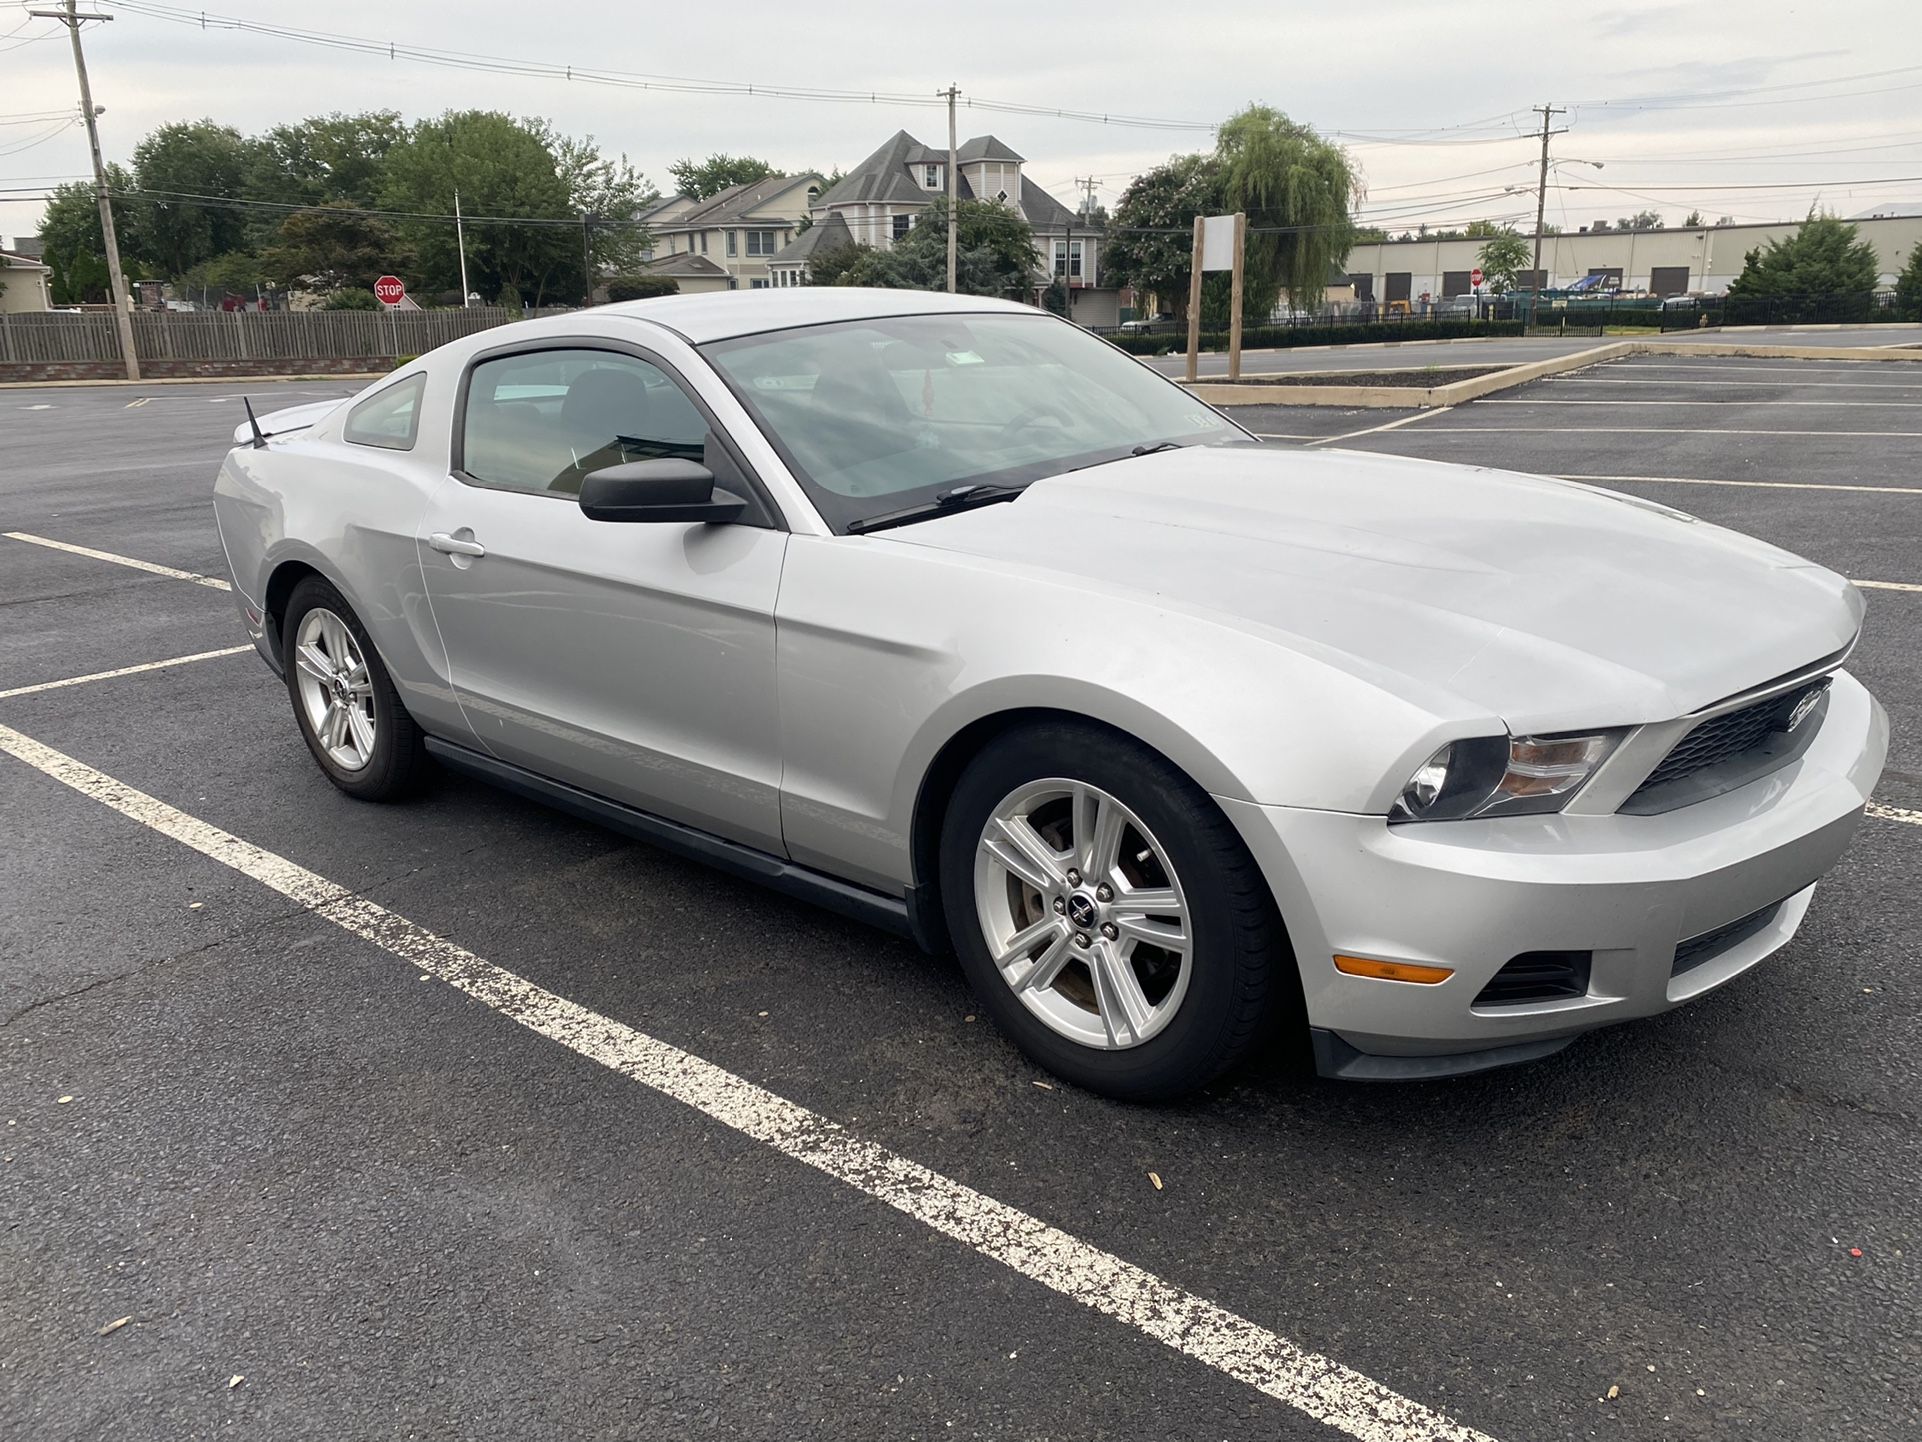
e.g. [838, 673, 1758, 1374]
[281, 576, 425, 801]
[939, 721, 1294, 1101]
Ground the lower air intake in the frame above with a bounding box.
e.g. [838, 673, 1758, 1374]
[1473, 950, 1593, 1008]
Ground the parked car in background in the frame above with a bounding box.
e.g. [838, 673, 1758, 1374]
[214, 290, 1888, 1099]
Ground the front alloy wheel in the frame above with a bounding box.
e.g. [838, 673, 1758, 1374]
[975, 779, 1191, 1050]
[940, 722, 1290, 1101]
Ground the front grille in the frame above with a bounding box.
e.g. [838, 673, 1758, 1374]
[1473, 950, 1592, 1008]
[1671, 900, 1782, 978]
[1624, 679, 1829, 811]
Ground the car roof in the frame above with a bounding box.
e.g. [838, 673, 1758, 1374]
[594, 288, 1039, 344]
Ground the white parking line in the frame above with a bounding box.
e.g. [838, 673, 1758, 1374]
[1372, 427, 1922, 438]
[1548, 377, 1922, 389]
[1855, 580, 1922, 593]
[2, 532, 232, 591]
[1482, 399, 1922, 407]
[0, 720, 1498, 1442]
[1869, 802, 1922, 827]
[1307, 408, 1453, 447]
[1552, 473, 1922, 497]
[0, 646, 252, 701]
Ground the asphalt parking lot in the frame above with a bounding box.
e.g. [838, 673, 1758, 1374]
[1145, 324, 1922, 377]
[3, 359, 1919, 1441]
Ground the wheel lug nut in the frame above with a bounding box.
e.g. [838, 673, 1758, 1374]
[1052, 896, 1066, 914]
[1100, 922, 1118, 941]
[1073, 932, 1091, 949]
[1065, 868, 1081, 886]
[1095, 884, 1113, 903]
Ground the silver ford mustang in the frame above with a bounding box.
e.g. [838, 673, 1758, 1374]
[214, 290, 1889, 1099]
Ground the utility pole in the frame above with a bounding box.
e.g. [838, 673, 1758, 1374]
[454, 189, 471, 307]
[1527, 104, 1567, 330]
[940, 84, 959, 293]
[33, 0, 138, 378]
[580, 212, 599, 307]
[1074, 176, 1098, 221]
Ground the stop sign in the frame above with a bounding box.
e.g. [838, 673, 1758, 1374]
[374, 274, 406, 307]
[1469, 267, 1485, 287]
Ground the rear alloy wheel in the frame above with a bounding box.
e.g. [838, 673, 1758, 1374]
[282, 576, 424, 801]
[941, 723, 1288, 1100]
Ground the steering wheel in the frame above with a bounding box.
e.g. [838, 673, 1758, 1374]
[996, 401, 1072, 446]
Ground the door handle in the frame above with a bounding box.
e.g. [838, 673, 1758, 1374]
[429, 532, 486, 557]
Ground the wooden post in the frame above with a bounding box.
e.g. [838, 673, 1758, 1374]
[1184, 215, 1205, 383]
[1227, 211, 1246, 381]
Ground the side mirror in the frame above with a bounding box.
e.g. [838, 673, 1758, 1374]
[577, 458, 747, 524]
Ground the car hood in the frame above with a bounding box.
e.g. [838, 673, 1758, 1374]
[879, 445, 1862, 731]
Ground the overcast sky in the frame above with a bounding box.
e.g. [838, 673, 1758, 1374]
[4, 0, 1919, 243]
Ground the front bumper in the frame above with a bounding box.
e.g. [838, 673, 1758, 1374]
[1221, 670, 1889, 1076]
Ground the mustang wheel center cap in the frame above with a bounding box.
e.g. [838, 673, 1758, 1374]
[1066, 892, 1099, 929]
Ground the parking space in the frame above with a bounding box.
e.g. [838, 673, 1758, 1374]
[4, 364, 1920, 1441]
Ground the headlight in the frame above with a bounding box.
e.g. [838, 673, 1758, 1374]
[1389, 731, 1622, 823]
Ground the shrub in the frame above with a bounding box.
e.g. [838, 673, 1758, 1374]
[605, 274, 680, 303]
[1100, 317, 1526, 354]
[321, 287, 379, 311]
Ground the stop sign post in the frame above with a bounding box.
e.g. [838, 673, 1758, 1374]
[373, 274, 405, 361]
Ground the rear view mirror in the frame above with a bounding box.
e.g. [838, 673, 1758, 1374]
[578, 459, 747, 524]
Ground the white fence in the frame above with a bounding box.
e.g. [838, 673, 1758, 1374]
[0, 306, 579, 366]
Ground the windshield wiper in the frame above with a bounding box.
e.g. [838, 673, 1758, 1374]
[1130, 441, 1184, 457]
[846, 483, 1028, 535]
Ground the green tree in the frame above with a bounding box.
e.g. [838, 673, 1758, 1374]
[1683, 210, 1704, 228]
[246, 111, 405, 213]
[379, 111, 584, 307]
[322, 286, 379, 310]
[1099, 153, 1223, 322]
[667, 153, 777, 199]
[176, 250, 266, 305]
[891, 196, 1038, 295]
[1894, 243, 1922, 321]
[132, 120, 259, 278]
[545, 123, 659, 279]
[1475, 229, 1532, 294]
[38, 166, 153, 285]
[1727, 213, 1879, 298]
[605, 274, 679, 302]
[1215, 104, 1358, 315]
[261, 202, 406, 294]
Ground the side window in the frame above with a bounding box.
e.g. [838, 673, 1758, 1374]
[459, 349, 709, 497]
[343, 372, 425, 450]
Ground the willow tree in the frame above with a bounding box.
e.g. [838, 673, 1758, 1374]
[1214, 105, 1359, 315]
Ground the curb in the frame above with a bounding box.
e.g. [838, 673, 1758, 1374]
[1184, 338, 1922, 409]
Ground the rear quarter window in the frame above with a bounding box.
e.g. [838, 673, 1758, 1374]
[343, 372, 426, 451]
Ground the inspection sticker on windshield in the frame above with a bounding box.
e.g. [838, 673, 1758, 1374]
[945, 351, 986, 366]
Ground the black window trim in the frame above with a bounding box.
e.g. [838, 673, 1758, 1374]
[343, 369, 427, 451]
[449, 335, 789, 531]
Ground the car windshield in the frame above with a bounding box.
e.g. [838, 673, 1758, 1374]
[701, 311, 1251, 532]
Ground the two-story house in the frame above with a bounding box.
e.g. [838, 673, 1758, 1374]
[635, 173, 824, 293]
[765, 131, 1119, 326]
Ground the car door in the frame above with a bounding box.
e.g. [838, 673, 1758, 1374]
[416, 341, 789, 853]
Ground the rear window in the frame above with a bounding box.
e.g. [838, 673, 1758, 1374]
[343, 373, 425, 451]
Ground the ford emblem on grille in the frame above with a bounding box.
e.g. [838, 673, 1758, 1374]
[1785, 681, 1829, 733]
